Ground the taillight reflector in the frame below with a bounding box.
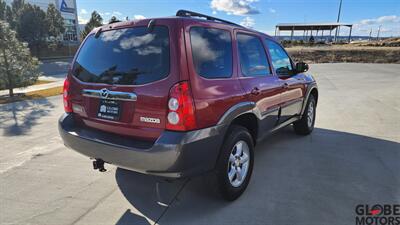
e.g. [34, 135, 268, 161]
[63, 78, 72, 113]
[166, 81, 196, 131]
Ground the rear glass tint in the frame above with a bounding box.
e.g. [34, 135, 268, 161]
[73, 26, 170, 85]
[190, 27, 232, 79]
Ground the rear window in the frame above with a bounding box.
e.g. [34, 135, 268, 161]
[190, 27, 233, 79]
[72, 26, 170, 85]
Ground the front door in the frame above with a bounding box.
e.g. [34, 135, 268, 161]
[265, 39, 305, 122]
[236, 31, 282, 131]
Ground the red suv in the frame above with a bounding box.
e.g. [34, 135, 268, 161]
[59, 10, 318, 200]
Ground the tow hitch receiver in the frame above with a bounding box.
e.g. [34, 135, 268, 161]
[93, 159, 107, 172]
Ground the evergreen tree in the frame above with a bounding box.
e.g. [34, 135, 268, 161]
[81, 11, 103, 39]
[9, 0, 24, 29]
[0, 0, 6, 20]
[11, 0, 24, 14]
[16, 3, 48, 55]
[0, 21, 41, 97]
[5, 6, 12, 25]
[46, 3, 65, 38]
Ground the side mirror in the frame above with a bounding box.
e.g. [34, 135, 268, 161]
[295, 62, 309, 73]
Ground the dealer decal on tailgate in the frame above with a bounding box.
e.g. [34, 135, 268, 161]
[97, 99, 121, 121]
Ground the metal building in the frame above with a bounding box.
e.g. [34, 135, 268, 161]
[275, 23, 353, 43]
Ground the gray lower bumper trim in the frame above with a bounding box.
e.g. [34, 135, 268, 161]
[58, 113, 226, 178]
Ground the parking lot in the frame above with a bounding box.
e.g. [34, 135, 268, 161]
[1, 63, 399, 225]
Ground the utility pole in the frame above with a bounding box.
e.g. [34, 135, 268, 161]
[334, 0, 343, 42]
[377, 25, 382, 40]
[369, 28, 372, 41]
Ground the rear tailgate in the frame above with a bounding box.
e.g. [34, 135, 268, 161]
[68, 20, 180, 141]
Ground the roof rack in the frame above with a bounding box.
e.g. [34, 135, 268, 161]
[176, 9, 243, 27]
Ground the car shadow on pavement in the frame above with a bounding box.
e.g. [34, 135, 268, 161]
[0, 98, 55, 136]
[115, 127, 400, 225]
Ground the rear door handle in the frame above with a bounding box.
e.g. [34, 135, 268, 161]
[251, 87, 260, 95]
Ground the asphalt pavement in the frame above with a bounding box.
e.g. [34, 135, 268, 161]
[0, 63, 399, 225]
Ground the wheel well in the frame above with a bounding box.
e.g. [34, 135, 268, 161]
[310, 88, 318, 105]
[231, 113, 258, 145]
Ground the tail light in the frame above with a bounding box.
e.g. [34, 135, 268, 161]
[166, 81, 196, 131]
[63, 78, 72, 113]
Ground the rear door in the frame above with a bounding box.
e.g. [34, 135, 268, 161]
[265, 39, 305, 122]
[68, 20, 180, 140]
[235, 31, 282, 131]
[183, 21, 247, 129]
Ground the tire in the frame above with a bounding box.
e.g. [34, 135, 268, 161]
[216, 125, 254, 201]
[293, 95, 316, 135]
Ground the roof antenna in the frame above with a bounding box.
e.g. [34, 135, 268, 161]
[147, 19, 156, 32]
[94, 28, 102, 38]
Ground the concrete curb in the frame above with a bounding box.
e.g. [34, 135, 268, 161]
[0, 80, 64, 97]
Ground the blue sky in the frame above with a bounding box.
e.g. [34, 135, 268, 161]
[77, 0, 400, 37]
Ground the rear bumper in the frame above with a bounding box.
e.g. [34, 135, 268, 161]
[58, 113, 227, 178]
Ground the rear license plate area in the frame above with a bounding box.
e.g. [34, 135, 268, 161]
[97, 99, 121, 121]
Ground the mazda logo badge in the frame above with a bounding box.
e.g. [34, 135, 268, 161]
[100, 88, 109, 99]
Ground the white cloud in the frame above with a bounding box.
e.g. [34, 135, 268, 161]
[100, 12, 112, 16]
[210, 0, 260, 16]
[190, 29, 220, 63]
[353, 15, 400, 36]
[101, 29, 127, 42]
[268, 8, 276, 14]
[212, 10, 217, 15]
[133, 15, 146, 20]
[98, 11, 126, 21]
[135, 46, 162, 56]
[80, 9, 88, 14]
[360, 15, 400, 25]
[78, 8, 89, 24]
[377, 15, 400, 23]
[380, 28, 393, 33]
[120, 33, 156, 49]
[78, 17, 88, 24]
[240, 17, 255, 28]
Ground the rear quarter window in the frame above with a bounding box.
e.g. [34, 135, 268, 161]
[73, 26, 170, 85]
[190, 27, 233, 79]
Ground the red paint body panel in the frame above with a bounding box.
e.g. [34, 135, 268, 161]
[67, 17, 310, 141]
[68, 19, 182, 140]
[182, 20, 246, 128]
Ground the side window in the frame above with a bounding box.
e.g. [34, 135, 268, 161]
[190, 27, 233, 79]
[265, 39, 293, 76]
[237, 33, 271, 77]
